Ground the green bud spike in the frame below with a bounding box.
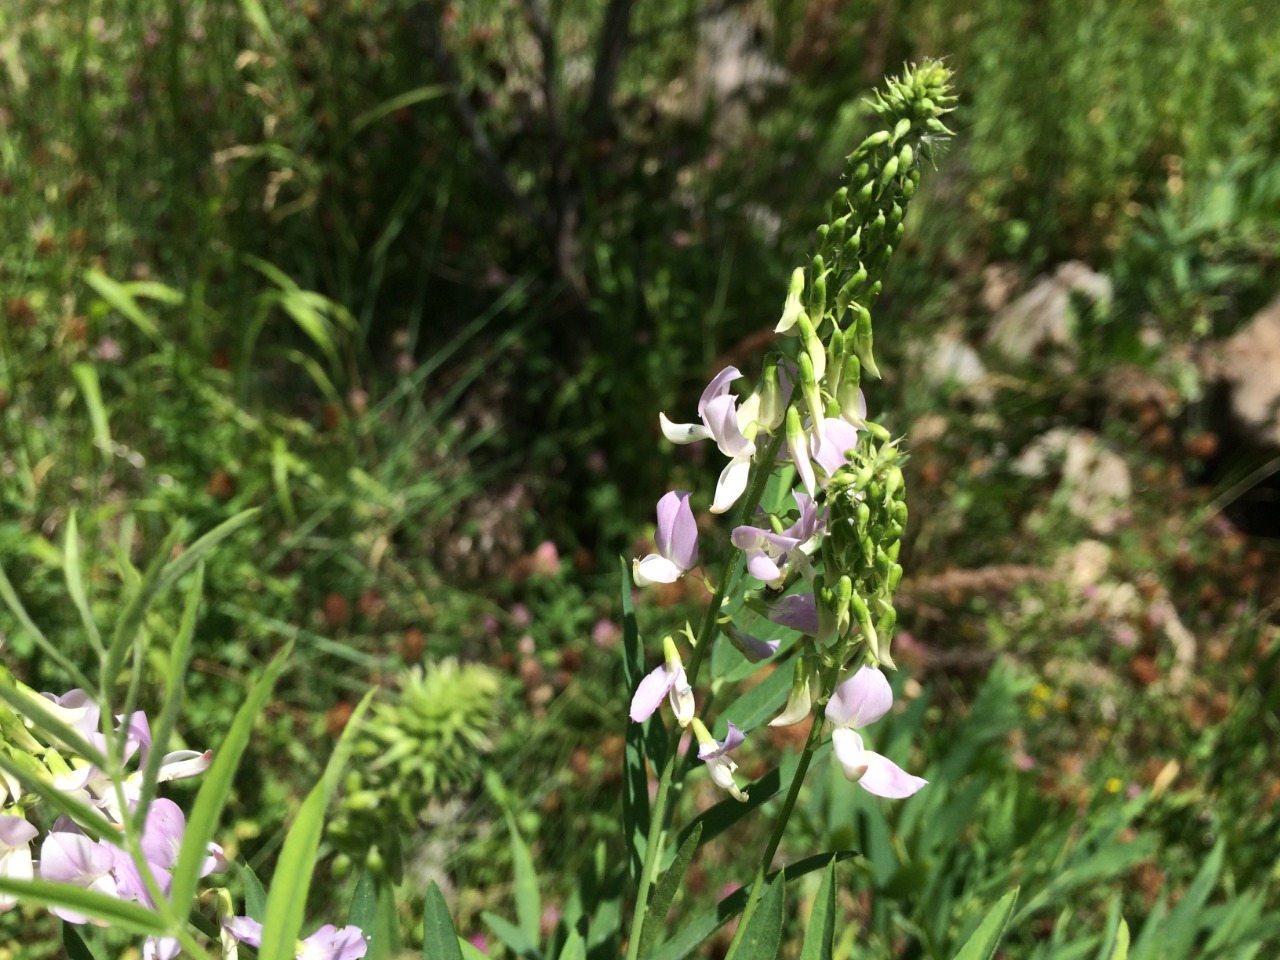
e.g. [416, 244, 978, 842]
[796, 351, 825, 433]
[776, 266, 807, 334]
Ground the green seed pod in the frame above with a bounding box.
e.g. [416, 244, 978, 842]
[858, 130, 892, 152]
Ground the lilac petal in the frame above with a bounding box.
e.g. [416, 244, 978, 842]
[825, 666, 893, 729]
[811, 418, 864, 477]
[767, 594, 820, 634]
[704, 395, 754, 459]
[138, 798, 185, 872]
[745, 551, 783, 583]
[857, 751, 928, 799]
[726, 627, 780, 663]
[710, 458, 752, 515]
[659, 413, 712, 445]
[156, 749, 213, 782]
[144, 936, 181, 960]
[787, 423, 816, 496]
[224, 916, 264, 948]
[784, 492, 823, 541]
[697, 366, 743, 418]
[630, 665, 675, 722]
[300, 924, 369, 960]
[633, 554, 684, 587]
[655, 490, 698, 571]
[698, 722, 745, 760]
[0, 816, 37, 848]
[38, 832, 114, 886]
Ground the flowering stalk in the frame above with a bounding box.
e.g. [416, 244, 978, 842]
[626, 60, 955, 957]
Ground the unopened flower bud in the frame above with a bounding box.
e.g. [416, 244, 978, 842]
[758, 363, 786, 433]
[770, 656, 818, 727]
[776, 267, 807, 334]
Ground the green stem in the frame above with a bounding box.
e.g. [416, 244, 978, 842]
[725, 712, 825, 960]
[625, 429, 786, 960]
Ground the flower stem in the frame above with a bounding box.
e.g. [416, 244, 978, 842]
[625, 429, 786, 960]
[724, 712, 824, 960]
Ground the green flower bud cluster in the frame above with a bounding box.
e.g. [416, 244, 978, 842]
[329, 659, 502, 877]
[818, 432, 907, 669]
[804, 60, 957, 383]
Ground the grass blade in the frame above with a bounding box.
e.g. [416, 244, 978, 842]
[62, 511, 104, 656]
[169, 640, 294, 913]
[0, 564, 93, 690]
[256, 689, 375, 960]
[952, 887, 1020, 960]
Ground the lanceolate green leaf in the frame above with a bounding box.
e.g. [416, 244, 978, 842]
[730, 869, 785, 960]
[1105, 919, 1131, 960]
[0, 563, 93, 689]
[638, 822, 702, 958]
[153, 508, 261, 597]
[423, 881, 466, 960]
[256, 689, 374, 960]
[61, 922, 101, 960]
[169, 640, 294, 914]
[952, 888, 1020, 960]
[0, 878, 166, 936]
[798, 857, 838, 960]
[650, 852, 855, 960]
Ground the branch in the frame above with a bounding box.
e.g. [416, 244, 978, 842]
[583, 0, 637, 137]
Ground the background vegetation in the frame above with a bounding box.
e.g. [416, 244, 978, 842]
[1, 0, 1277, 956]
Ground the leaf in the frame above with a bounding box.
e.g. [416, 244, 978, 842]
[483, 911, 543, 960]
[1106, 919, 1130, 960]
[133, 562, 203, 823]
[716, 661, 793, 733]
[350, 869, 400, 960]
[798, 856, 838, 960]
[84, 268, 160, 341]
[638, 822, 702, 957]
[1161, 838, 1222, 953]
[952, 887, 1020, 960]
[70, 363, 112, 466]
[154, 508, 261, 597]
[0, 878, 165, 935]
[670, 742, 830, 863]
[0, 563, 92, 689]
[504, 810, 542, 946]
[169, 641, 294, 914]
[650, 852, 855, 960]
[730, 869, 784, 960]
[424, 881, 466, 960]
[62, 511, 104, 656]
[619, 556, 650, 885]
[61, 922, 101, 960]
[240, 862, 268, 921]
[256, 689, 375, 960]
[352, 86, 447, 132]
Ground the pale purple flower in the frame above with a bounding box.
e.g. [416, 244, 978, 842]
[633, 490, 699, 586]
[0, 815, 38, 911]
[724, 624, 780, 663]
[825, 667, 926, 799]
[732, 493, 823, 587]
[809, 417, 866, 479]
[38, 826, 120, 924]
[766, 593, 820, 635]
[223, 916, 369, 960]
[691, 719, 749, 802]
[630, 636, 695, 727]
[660, 368, 758, 513]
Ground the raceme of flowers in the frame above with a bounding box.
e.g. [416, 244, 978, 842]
[631, 359, 924, 804]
